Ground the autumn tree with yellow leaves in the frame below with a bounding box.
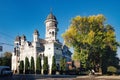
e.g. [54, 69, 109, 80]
[62, 14, 119, 74]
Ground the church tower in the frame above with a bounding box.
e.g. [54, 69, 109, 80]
[45, 12, 58, 42]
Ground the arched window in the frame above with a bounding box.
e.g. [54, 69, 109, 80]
[52, 31, 54, 36]
[49, 32, 51, 34]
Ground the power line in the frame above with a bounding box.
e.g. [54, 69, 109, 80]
[0, 31, 14, 46]
[0, 42, 14, 46]
[0, 31, 14, 40]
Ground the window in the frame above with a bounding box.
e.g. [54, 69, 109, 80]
[52, 31, 54, 36]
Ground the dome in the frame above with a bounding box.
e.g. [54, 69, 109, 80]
[46, 12, 57, 20]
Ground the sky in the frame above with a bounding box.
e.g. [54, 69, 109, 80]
[0, 0, 120, 57]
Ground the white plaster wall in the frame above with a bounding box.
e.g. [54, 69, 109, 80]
[11, 55, 17, 71]
[44, 42, 54, 70]
[20, 41, 36, 70]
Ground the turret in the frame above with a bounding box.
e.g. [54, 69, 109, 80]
[14, 35, 21, 46]
[21, 34, 26, 45]
[33, 29, 39, 42]
[14, 35, 21, 56]
[45, 12, 58, 41]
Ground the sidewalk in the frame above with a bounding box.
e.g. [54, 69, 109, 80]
[77, 75, 120, 79]
[96, 76, 120, 79]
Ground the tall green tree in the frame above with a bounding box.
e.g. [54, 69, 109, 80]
[43, 56, 48, 74]
[19, 60, 24, 74]
[36, 56, 41, 74]
[30, 57, 35, 74]
[25, 57, 29, 74]
[62, 15, 119, 74]
[51, 56, 57, 74]
[60, 57, 66, 74]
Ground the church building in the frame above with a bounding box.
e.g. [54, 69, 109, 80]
[11, 12, 72, 74]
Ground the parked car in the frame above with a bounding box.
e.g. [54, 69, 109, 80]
[0, 66, 13, 76]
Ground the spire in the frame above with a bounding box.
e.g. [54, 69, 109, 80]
[46, 11, 57, 21]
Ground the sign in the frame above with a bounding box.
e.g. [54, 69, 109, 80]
[0, 46, 3, 52]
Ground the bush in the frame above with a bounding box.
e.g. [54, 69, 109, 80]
[51, 56, 56, 75]
[19, 60, 24, 74]
[30, 57, 35, 74]
[107, 66, 117, 75]
[65, 69, 76, 75]
[43, 56, 48, 74]
[60, 57, 66, 74]
[25, 57, 30, 74]
[36, 56, 41, 74]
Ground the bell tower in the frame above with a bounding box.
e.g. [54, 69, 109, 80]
[45, 12, 58, 42]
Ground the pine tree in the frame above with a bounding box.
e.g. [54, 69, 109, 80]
[19, 60, 24, 74]
[43, 56, 48, 74]
[36, 56, 41, 74]
[51, 56, 57, 74]
[60, 57, 66, 74]
[30, 57, 35, 74]
[25, 57, 29, 74]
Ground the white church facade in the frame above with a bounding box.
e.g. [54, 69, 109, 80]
[11, 13, 72, 74]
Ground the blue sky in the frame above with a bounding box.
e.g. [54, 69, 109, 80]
[0, 0, 120, 57]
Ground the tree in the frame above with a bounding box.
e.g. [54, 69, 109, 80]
[51, 56, 57, 74]
[62, 15, 119, 74]
[60, 57, 66, 74]
[19, 60, 24, 74]
[30, 57, 35, 74]
[1, 57, 8, 66]
[0, 58, 2, 65]
[25, 57, 29, 74]
[4, 52, 12, 58]
[43, 56, 48, 74]
[107, 66, 117, 75]
[36, 56, 41, 74]
[3, 52, 12, 68]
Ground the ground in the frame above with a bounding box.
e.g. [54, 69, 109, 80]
[0, 74, 120, 80]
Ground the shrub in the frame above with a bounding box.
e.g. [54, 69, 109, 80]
[25, 57, 30, 74]
[30, 57, 35, 74]
[36, 56, 41, 74]
[43, 56, 48, 74]
[19, 60, 24, 74]
[51, 56, 56, 74]
[107, 66, 117, 75]
[60, 57, 66, 74]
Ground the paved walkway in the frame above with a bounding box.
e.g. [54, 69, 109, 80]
[77, 75, 120, 80]
[1, 74, 120, 80]
[96, 76, 120, 79]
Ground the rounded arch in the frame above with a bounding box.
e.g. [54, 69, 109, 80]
[52, 31, 54, 36]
